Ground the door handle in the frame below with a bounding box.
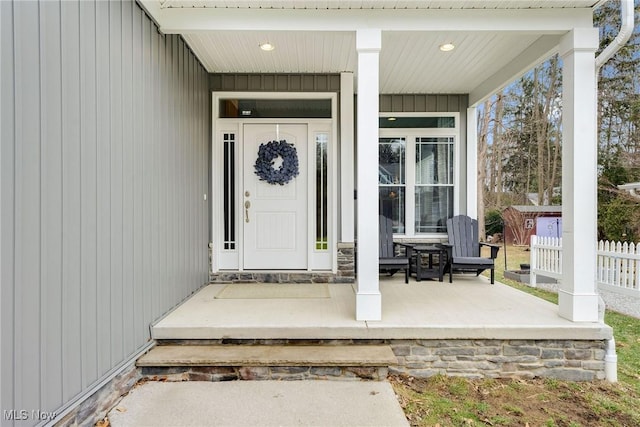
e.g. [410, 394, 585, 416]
[245, 200, 251, 223]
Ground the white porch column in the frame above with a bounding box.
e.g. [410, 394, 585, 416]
[355, 29, 382, 321]
[340, 72, 355, 243]
[466, 106, 478, 218]
[558, 28, 600, 322]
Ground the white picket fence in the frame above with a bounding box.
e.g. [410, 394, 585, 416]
[597, 240, 640, 295]
[530, 235, 563, 287]
[529, 236, 640, 295]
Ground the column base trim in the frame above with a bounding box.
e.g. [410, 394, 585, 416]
[558, 289, 599, 322]
[356, 291, 382, 321]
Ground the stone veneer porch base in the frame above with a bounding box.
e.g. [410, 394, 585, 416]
[55, 363, 140, 427]
[209, 271, 354, 284]
[209, 242, 356, 284]
[388, 338, 605, 381]
[142, 339, 606, 382]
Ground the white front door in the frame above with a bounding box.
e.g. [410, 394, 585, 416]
[243, 124, 308, 269]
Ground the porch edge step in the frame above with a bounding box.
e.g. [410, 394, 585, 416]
[137, 345, 397, 367]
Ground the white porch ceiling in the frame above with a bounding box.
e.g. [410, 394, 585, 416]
[183, 30, 544, 94]
[160, 1, 603, 9]
[140, 0, 603, 97]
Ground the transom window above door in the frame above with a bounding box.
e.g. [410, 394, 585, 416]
[379, 117, 458, 236]
[219, 99, 332, 118]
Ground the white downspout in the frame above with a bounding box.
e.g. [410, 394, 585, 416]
[605, 337, 618, 382]
[594, 0, 634, 383]
[595, 0, 635, 70]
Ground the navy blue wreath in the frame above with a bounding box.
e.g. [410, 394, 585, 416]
[254, 140, 300, 185]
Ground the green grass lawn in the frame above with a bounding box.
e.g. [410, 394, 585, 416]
[489, 244, 559, 303]
[393, 244, 640, 426]
[490, 244, 640, 392]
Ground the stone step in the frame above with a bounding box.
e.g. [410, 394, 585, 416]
[137, 344, 397, 368]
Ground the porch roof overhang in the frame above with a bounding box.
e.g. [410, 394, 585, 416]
[138, 0, 601, 104]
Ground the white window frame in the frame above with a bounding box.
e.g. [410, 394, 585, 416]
[379, 112, 460, 238]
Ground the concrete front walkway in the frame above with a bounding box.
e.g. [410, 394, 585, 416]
[108, 380, 409, 427]
[153, 275, 612, 341]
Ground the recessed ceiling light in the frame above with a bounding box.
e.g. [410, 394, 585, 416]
[387, 117, 397, 121]
[439, 43, 455, 52]
[260, 42, 275, 51]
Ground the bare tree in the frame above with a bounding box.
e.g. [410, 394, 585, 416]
[477, 1, 639, 242]
[477, 98, 492, 239]
[493, 93, 505, 207]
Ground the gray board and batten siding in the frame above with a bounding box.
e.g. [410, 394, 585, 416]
[1, 0, 210, 425]
[209, 73, 342, 92]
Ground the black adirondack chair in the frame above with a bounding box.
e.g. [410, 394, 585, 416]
[444, 215, 500, 284]
[379, 215, 409, 283]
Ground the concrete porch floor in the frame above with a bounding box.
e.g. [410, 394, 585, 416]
[152, 275, 612, 341]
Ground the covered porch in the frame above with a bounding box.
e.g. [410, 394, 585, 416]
[139, 0, 605, 324]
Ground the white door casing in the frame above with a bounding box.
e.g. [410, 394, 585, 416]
[242, 124, 308, 269]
